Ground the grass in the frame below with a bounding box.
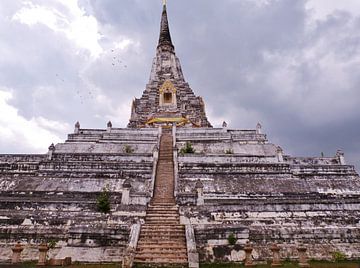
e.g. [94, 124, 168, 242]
[0, 263, 120, 268]
[200, 260, 360, 268]
[2, 261, 359, 268]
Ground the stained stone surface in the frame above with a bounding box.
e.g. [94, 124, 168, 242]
[0, 128, 156, 262]
[175, 128, 360, 262]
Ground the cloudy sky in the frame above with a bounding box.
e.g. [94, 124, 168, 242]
[0, 0, 359, 169]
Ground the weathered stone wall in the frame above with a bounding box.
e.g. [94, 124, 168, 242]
[176, 127, 360, 262]
[0, 128, 157, 263]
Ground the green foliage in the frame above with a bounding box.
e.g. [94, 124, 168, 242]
[47, 239, 57, 249]
[225, 149, 234, 154]
[180, 142, 195, 155]
[97, 187, 111, 214]
[332, 251, 347, 262]
[227, 233, 237, 245]
[123, 145, 134, 154]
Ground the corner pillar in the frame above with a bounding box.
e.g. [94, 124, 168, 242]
[195, 180, 204, 206]
[244, 243, 255, 267]
[270, 243, 281, 267]
[276, 146, 284, 163]
[107, 121, 112, 132]
[256, 123, 262, 134]
[11, 242, 24, 264]
[297, 245, 310, 267]
[37, 243, 49, 266]
[122, 179, 131, 205]
[336, 150, 346, 165]
[74, 121, 80, 134]
[48, 143, 55, 160]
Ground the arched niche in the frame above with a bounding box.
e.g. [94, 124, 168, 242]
[159, 80, 177, 107]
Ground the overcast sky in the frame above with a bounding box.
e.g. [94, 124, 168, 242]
[0, 0, 359, 170]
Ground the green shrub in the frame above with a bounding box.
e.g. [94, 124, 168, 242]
[47, 239, 57, 249]
[332, 251, 347, 262]
[123, 145, 134, 154]
[180, 142, 195, 155]
[227, 233, 237, 245]
[97, 187, 111, 214]
[225, 149, 233, 154]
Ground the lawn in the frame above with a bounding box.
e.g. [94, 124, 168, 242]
[200, 261, 360, 268]
[1, 261, 359, 268]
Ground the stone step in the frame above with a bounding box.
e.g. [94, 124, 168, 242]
[150, 203, 176, 206]
[139, 236, 185, 242]
[140, 231, 185, 237]
[146, 209, 178, 213]
[134, 132, 188, 267]
[145, 219, 179, 224]
[145, 214, 179, 218]
[140, 230, 185, 236]
[135, 254, 188, 260]
[137, 240, 187, 247]
[141, 223, 183, 227]
[134, 255, 188, 262]
[150, 201, 176, 204]
[135, 259, 188, 265]
[148, 203, 177, 206]
[138, 241, 186, 249]
[134, 261, 187, 268]
[141, 225, 185, 232]
[145, 214, 178, 218]
[138, 237, 186, 242]
[146, 206, 178, 211]
[137, 248, 187, 254]
[137, 245, 186, 251]
[136, 246, 187, 251]
[145, 220, 180, 225]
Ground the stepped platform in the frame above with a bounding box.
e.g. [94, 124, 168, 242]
[0, 128, 157, 262]
[174, 127, 360, 262]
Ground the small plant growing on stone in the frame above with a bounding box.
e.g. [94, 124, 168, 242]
[332, 251, 347, 262]
[97, 187, 111, 214]
[123, 145, 134, 154]
[227, 233, 237, 245]
[180, 142, 195, 155]
[225, 149, 234, 154]
[47, 239, 57, 249]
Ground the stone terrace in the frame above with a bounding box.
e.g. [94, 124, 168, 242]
[0, 127, 159, 262]
[175, 127, 360, 262]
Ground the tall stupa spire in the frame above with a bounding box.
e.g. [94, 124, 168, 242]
[158, 0, 174, 50]
[128, 2, 212, 128]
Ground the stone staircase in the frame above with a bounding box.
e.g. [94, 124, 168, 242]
[134, 129, 188, 267]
